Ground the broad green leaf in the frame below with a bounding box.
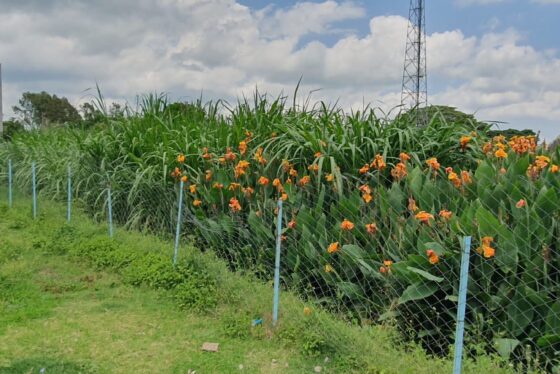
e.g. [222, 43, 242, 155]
[494, 338, 520, 359]
[398, 281, 438, 304]
[406, 266, 444, 282]
[506, 289, 534, 336]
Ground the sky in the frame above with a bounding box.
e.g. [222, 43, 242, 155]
[0, 0, 559, 140]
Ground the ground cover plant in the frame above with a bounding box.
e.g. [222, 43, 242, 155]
[1, 93, 559, 371]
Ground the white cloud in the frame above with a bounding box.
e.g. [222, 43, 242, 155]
[0, 0, 558, 140]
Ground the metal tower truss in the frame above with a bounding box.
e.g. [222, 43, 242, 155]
[401, 0, 427, 125]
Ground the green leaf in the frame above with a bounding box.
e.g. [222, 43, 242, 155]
[545, 301, 560, 335]
[494, 338, 520, 359]
[336, 281, 363, 301]
[406, 266, 444, 282]
[398, 282, 438, 304]
[506, 289, 534, 336]
[537, 334, 560, 348]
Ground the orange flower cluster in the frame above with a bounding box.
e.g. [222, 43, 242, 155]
[379, 260, 393, 274]
[202, 147, 212, 160]
[325, 173, 334, 182]
[170, 166, 181, 179]
[228, 182, 241, 191]
[308, 163, 319, 173]
[224, 147, 236, 162]
[327, 242, 340, 254]
[258, 176, 270, 186]
[229, 197, 241, 212]
[288, 219, 296, 229]
[254, 147, 267, 165]
[359, 185, 372, 204]
[234, 160, 250, 178]
[439, 209, 452, 220]
[415, 211, 434, 224]
[242, 186, 254, 197]
[515, 199, 526, 208]
[477, 236, 495, 258]
[371, 154, 386, 171]
[365, 222, 378, 234]
[238, 140, 247, 156]
[390, 162, 407, 181]
[527, 155, 551, 180]
[446, 168, 472, 188]
[177, 153, 186, 163]
[426, 249, 439, 265]
[359, 164, 370, 174]
[299, 175, 311, 186]
[340, 219, 355, 231]
[205, 169, 213, 181]
[193, 199, 202, 207]
[509, 135, 536, 155]
[459, 136, 471, 150]
[426, 157, 440, 171]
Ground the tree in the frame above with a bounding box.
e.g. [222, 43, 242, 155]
[1, 119, 24, 141]
[12, 91, 81, 129]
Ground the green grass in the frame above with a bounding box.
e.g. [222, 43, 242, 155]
[0, 193, 515, 373]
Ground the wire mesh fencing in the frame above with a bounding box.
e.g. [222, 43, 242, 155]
[1, 132, 559, 373]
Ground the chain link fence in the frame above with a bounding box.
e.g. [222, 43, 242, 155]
[1, 107, 559, 373]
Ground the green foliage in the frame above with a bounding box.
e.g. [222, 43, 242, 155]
[1, 120, 24, 141]
[12, 91, 82, 129]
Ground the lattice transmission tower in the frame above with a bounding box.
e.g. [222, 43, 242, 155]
[401, 0, 427, 126]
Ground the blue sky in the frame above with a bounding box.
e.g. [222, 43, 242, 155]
[1, 0, 559, 140]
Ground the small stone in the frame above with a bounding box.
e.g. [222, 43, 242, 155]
[314, 366, 322, 373]
[238, 364, 244, 370]
[201, 342, 219, 352]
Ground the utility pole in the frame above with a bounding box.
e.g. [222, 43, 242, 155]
[0, 63, 3, 135]
[401, 0, 428, 126]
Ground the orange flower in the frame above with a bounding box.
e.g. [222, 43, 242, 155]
[170, 167, 181, 179]
[551, 164, 558, 173]
[415, 211, 434, 224]
[483, 246, 495, 258]
[481, 236, 493, 247]
[282, 159, 292, 172]
[439, 209, 452, 220]
[359, 164, 370, 174]
[327, 242, 340, 254]
[272, 178, 282, 187]
[205, 170, 213, 182]
[461, 170, 472, 185]
[390, 162, 407, 180]
[308, 164, 319, 173]
[218, 157, 226, 164]
[181, 175, 188, 183]
[459, 136, 471, 150]
[365, 223, 378, 234]
[371, 154, 386, 171]
[229, 197, 241, 212]
[242, 186, 254, 197]
[527, 165, 540, 180]
[289, 168, 298, 177]
[426, 157, 440, 171]
[445, 167, 453, 174]
[314, 151, 322, 158]
[362, 193, 373, 204]
[299, 175, 311, 186]
[448, 171, 460, 187]
[340, 219, 355, 231]
[515, 199, 526, 208]
[238, 141, 247, 155]
[399, 152, 411, 163]
[380, 260, 393, 274]
[254, 147, 267, 165]
[359, 184, 372, 194]
[193, 199, 202, 207]
[325, 173, 334, 182]
[177, 153, 186, 163]
[426, 249, 439, 264]
[228, 182, 241, 191]
[189, 184, 197, 194]
[258, 176, 270, 186]
[408, 198, 418, 213]
[224, 147, 236, 162]
[288, 220, 296, 229]
[495, 149, 507, 159]
[281, 193, 288, 201]
[325, 264, 334, 273]
[202, 147, 212, 160]
[212, 182, 223, 190]
[535, 155, 551, 169]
